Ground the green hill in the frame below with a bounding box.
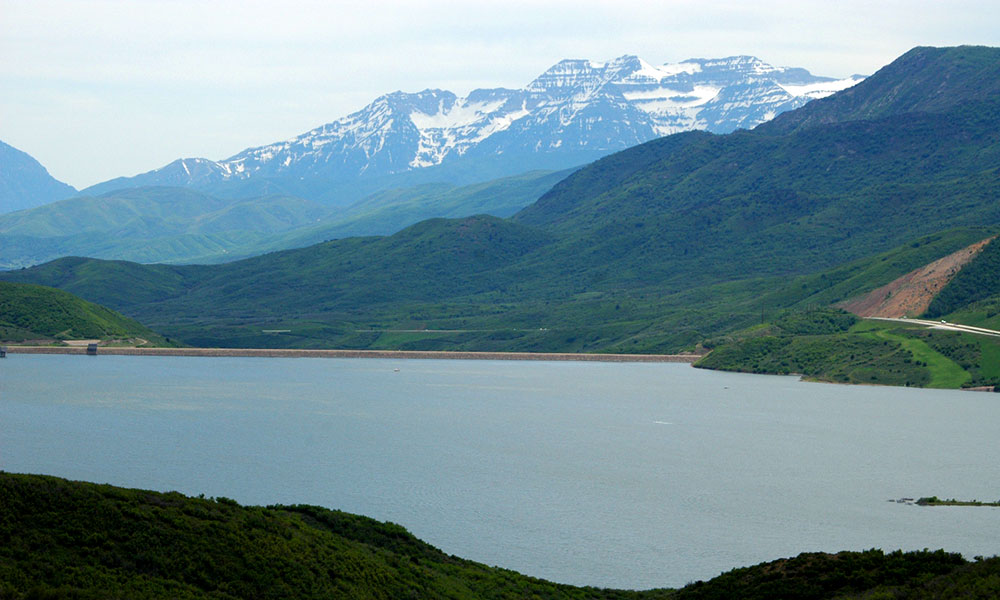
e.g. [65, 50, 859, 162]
[0, 281, 174, 345]
[3, 226, 989, 353]
[695, 231, 1000, 389]
[757, 46, 1000, 135]
[4, 46, 1000, 354]
[516, 93, 1000, 290]
[695, 301, 1000, 389]
[3, 472, 999, 600]
[922, 238, 1000, 331]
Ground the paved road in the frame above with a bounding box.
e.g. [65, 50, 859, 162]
[868, 317, 1000, 338]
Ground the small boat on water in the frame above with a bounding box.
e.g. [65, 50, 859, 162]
[0, 346, 6, 358]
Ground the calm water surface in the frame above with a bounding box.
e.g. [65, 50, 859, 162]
[2, 354, 999, 589]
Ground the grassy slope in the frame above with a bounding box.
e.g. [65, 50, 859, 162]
[939, 297, 1000, 333]
[0, 281, 174, 345]
[694, 309, 928, 387]
[870, 327, 970, 388]
[695, 307, 1000, 388]
[3, 473, 999, 600]
[696, 223, 1000, 389]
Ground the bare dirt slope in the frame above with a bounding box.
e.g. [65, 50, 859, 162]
[838, 237, 994, 318]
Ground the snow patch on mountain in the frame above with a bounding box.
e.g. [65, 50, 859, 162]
[778, 76, 866, 98]
[84, 54, 864, 201]
[409, 99, 506, 130]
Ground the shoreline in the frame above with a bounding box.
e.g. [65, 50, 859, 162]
[4, 345, 702, 363]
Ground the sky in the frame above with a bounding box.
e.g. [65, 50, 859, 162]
[2, 0, 999, 189]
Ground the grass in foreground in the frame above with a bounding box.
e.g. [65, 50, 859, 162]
[0, 472, 666, 600]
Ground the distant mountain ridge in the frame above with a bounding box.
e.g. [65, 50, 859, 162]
[0, 140, 76, 213]
[0, 170, 568, 268]
[83, 55, 862, 203]
[0, 186, 335, 268]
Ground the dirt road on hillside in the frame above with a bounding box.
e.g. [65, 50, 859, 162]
[869, 317, 1000, 338]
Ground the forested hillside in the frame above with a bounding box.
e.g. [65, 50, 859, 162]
[3, 472, 998, 600]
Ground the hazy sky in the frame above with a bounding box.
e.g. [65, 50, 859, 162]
[3, 0, 999, 189]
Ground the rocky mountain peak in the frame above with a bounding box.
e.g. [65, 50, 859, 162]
[82, 54, 864, 203]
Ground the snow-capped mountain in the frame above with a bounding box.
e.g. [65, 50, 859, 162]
[85, 55, 863, 203]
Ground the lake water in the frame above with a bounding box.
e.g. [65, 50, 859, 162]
[2, 354, 999, 589]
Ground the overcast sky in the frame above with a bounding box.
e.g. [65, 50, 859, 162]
[2, 0, 999, 189]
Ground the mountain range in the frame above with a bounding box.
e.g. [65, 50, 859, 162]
[81, 55, 861, 203]
[4, 46, 997, 360]
[0, 54, 858, 267]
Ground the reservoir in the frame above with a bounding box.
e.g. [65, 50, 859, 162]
[2, 354, 998, 589]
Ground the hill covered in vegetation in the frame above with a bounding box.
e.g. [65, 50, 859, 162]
[3, 226, 991, 352]
[0, 281, 173, 345]
[2, 472, 999, 599]
[695, 305, 1000, 389]
[695, 230, 1000, 388]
